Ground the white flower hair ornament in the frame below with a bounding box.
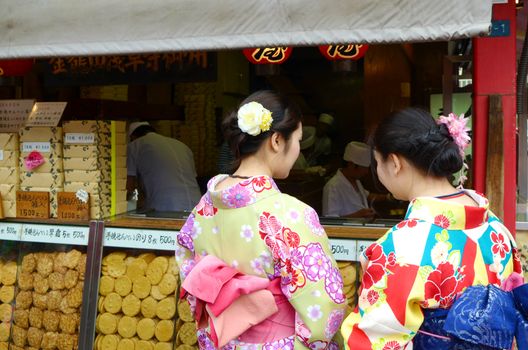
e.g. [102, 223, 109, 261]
[237, 101, 273, 136]
[437, 112, 471, 188]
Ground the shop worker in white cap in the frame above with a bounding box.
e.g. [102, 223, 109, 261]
[126, 121, 201, 212]
[322, 141, 386, 218]
[306, 113, 334, 166]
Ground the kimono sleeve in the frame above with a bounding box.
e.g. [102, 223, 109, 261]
[175, 211, 198, 282]
[275, 204, 347, 349]
[340, 232, 424, 350]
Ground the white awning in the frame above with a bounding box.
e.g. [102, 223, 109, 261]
[0, 0, 493, 58]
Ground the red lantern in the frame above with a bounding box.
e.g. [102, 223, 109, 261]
[243, 47, 293, 64]
[318, 44, 369, 61]
[0, 59, 34, 76]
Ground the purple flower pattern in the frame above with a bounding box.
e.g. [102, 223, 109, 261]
[303, 243, 332, 281]
[325, 267, 346, 304]
[262, 337, 295, 350]
[222, 184, 254, 208]
[325, 309, 346, 339]
[304, 207, 325, 236]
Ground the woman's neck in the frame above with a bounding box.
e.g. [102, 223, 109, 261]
[233, 156, 272, 178]
[407, 176, 458, 201]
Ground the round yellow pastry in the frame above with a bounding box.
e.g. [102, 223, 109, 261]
[98, 313, 118, 335]
[59, 313, 78, 334]
[0, 286, 15, 303]
[340, 264, 357, 286]
[175, 345, 195, 350]
[0, 322, 10, 342]
[64, 270, 79, 289]
[156, 297, 176, 320]
[177, 322, 197, 345]
[126, 259, 148, 282]
[64, 249, 82, 269]
[136, 340, 154, 350]
[98, 296, 106, 313]
[146, 258, 166, 285]
[17, 272, 34, 291]
[21, 254, 36, 274]
[103, 292, 123, 314]
[36, 255, 54, 277]
[15, 290, 33, 310]
[27, 326, 44, 348]
[176, 300, 194, 322]
[155, 320, 174, 342]
[48, 272, 65, 290]
[41, 332, 59, 349]
[0, 342, 6, 350]
[114, 276, 132, 297]
[117, 338, 135, 350]
[122, 294, 141, 317]
[132, 276, 151, 299]
[137, 253, 156, 264]
[56, 333, 75, 350]
[167, 256, 179, 276]
[136, 318, 156, 340]
[66, 286, 84, 308]
[77, 254, 87, 280]
[108, 260, 127, 278]
[101, 334, 119, 350]
[32, 292, 47, 310]
[11, 324, 27, 347]
[154, 342, 172, 350]
[150, 286, 167, 301]
[33, 273, 50, 294]
[99, 276, 115, 296]
[117, 316, 137, 338]
[28, 307, 43, 328]
[158, 274, 177, 296]
[104, 251, 127, 264]
[140, 297, 158, 319]
[42, 310, 60, 332]
[13, 309, 29, 329]
[1, 261, 17, 286]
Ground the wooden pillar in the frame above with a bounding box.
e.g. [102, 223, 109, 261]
[486, 95, 504, 216]
[473, 0, 517, 232]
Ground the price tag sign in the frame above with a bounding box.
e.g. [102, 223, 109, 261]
[65, 133, 96, 144]
[26, 102, 67, 127]
[57, 192, 90, 221]
[0, 222, 23, 241]
[22, 142, 51, 153]
[16, 191, 50, 219]
[21, 224, 89, 245]
[0, 99, 34, 132]
[103, 228, 177, 251]
[356, 240, 375, 260]
[329, 238, 357, 261]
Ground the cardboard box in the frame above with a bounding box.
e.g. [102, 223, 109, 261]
[113, 121, 126, 133]
[63, 157, 100, 171]
[2, 200, 16, 217]
[19, 127, 63, 143]
[64, 170, 102, 183]
[0, 151, 19, 167]
[20, 141, 63, 156]
[115, 167, 127, 180]
[19, 155, 63, 173]
[62, 120, 99, 133]
[115, 179, 127, 191]
[114, 190, 127, 203]
[115, 201, 128, 214]
[20, 172, 64, 187]
[0, 184, 17, 201]
[63, 144, 98, 158]
[115, 156, 126, 169]
[114, 144, 127, 156]
[64, 181, 101, 194]
[115, 132, 127, 145]
[0, 167, 18, 184]
[0, 133, 19, 151]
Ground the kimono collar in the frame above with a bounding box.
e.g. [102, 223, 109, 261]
[405, 190, 489, 230]
[207, 175, 281, 209]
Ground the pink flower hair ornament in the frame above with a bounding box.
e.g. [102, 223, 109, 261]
[437, 112, 471, 188]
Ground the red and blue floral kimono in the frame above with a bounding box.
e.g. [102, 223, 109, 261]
[341, 190, 524, 349]
[175, 175, 347, 349]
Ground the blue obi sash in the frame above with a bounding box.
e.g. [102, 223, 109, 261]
[413, 284, 528, 350]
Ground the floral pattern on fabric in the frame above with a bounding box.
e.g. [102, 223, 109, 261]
[341, 190, 523, 350]
[176, 175, 345, 349]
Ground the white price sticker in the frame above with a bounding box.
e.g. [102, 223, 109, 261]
[356, 240, 375, 259]
[65, 133, 96, 144]
[0, 223, 23, 241]
[22, 142, 51, 153]
[104, 228, 177, 251]
[21, 224, 89, 246]
[329, 238, 357, 261]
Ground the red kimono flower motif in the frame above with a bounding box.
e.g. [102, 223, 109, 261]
[424, 261, 462, 308]
[362, 244, 387, 290]
[491, 231, 510, 259]
[195, 195, 217, 217]
[283, 228, 300, 248]
[367, 290, 379, 305]
[387, 252, 396, 267]
[382, 340, 402, 350]
[258, 212, 282, 238]
[396, 219, 419, 229]
[249, 175, 273, 193]
[434, 214, 450, 229]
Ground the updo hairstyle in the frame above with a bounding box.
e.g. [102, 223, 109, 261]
[222, 90, 302, 169]
[371, 107, 464, 178]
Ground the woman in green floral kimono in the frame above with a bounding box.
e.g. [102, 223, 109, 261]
[175, 90, 346, 349]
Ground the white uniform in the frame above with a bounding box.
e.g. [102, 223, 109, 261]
[127, 132, 201, 212]
[322, 169, 369, 217]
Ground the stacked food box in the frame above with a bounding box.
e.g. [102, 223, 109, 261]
[19, 127, 64, 218]
[62, 121, 127, 219]
[111, 123, 128, 216]
[0, 133, 19, 217]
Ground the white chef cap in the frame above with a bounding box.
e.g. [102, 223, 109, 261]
[128, 121, 150, 137]
[318, 113, 334, 126]
[300, 126, 316, 150]
[343, 141, 371, 167]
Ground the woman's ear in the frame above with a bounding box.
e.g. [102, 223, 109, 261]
[270, 132, 282, 153]
[388, 153, 403, 175]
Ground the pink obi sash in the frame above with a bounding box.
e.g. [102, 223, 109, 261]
[181, 255, 295, 347]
